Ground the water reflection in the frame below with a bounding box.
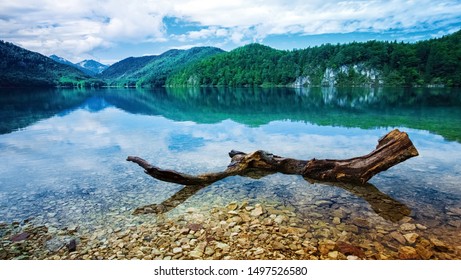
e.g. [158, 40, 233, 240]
[134, 172, 410, 223]
[2, 87, 461, 142]
[0, 88, 91, 134]
[311, 181, 411, 222]
[1, 87, 461, 259]
[133, 184, 207, 215]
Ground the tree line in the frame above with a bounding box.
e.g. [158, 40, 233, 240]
[166, 30, 461, 87]
[1, 29, 460, 88]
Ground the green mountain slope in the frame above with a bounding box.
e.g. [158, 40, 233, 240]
[1, 29, 460, 88]
[0, 41, 95, 87]
[167, 30, 461, 87]
[100, 47, 224, 87]
[98, 55, 157, 82]
[167, 44, 287, 87]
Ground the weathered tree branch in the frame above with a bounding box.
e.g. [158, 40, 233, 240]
[128, 129, 416, 221]
[127, 129, 418, 185]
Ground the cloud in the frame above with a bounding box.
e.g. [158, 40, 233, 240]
[0, 0, 172, 61]
[170, 0, 461, 35]
[172, 27, 226, 42]
[1, 0, 460, 61]
[171, 26, 250, 46]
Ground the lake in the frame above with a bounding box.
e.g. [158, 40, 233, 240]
[1, 86, 461, 259]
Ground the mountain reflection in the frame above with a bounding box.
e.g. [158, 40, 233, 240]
[0, 88, 91, 134]
[1, 87, 460, 142]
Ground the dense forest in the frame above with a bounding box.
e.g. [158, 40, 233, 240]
[0, 41, 103, 88]
[100, 47, 224, 88]
[1, 29, 460, 88]
[167, 30, 461, 87]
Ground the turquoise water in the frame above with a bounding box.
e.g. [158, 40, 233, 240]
[1, 87, 461, 252]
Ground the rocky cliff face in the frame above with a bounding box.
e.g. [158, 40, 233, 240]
[292, 76, 310, 87]
[187, 75, 200, 86]
[321, 64, 383, 86]
[322, 68, 337, 87]
[292, 64, 383, 87]
[322, 64, 384, 86]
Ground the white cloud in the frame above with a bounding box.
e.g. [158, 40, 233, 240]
[230, 29, 245, 44]
[0, 0, 172, 60]
[1, 0, 460, 60]
[170, 0, 461, 36]
[166, 43, 207, 50]
[171, 26, 230, 43]
[172, 26, 250, 45]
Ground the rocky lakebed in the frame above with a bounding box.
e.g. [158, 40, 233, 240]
[2, 200, 461, 260]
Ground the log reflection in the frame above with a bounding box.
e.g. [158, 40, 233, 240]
[306, 179, 411, 222]
[133, 173, 410, 222]
[133, 184, 208, 215]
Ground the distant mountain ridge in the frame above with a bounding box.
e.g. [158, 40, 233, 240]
[0, 41, 223, 88]
[50, 55, 108, 76]
[76, 60, 109, 75]
[0, 40, 92, 87]
[49, 55, 74, 66]
[1, 29, 460, 88]
[98, 55, 157, 81]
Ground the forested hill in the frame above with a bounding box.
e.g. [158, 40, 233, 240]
[0, 41, 96, 88]
[99, 55, 157, 81]
[1, 29, 460, 88]
[100, 47, 224, 87]
[167, 30, 461, 87]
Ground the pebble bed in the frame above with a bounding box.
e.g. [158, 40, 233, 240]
[2, 200, 461, 260]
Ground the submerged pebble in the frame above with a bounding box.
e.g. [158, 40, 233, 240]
[1, 200, 461, 260]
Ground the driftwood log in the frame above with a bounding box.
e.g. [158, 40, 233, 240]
[127, 129, 418, 220]
[127, 129, 418, 186]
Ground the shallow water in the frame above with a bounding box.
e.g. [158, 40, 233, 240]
[1, 87, 461, 258]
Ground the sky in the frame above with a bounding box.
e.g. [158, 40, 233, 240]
[1, 0, 461, 65]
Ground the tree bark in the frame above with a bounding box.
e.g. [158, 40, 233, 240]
[127, 129, 418, 185]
